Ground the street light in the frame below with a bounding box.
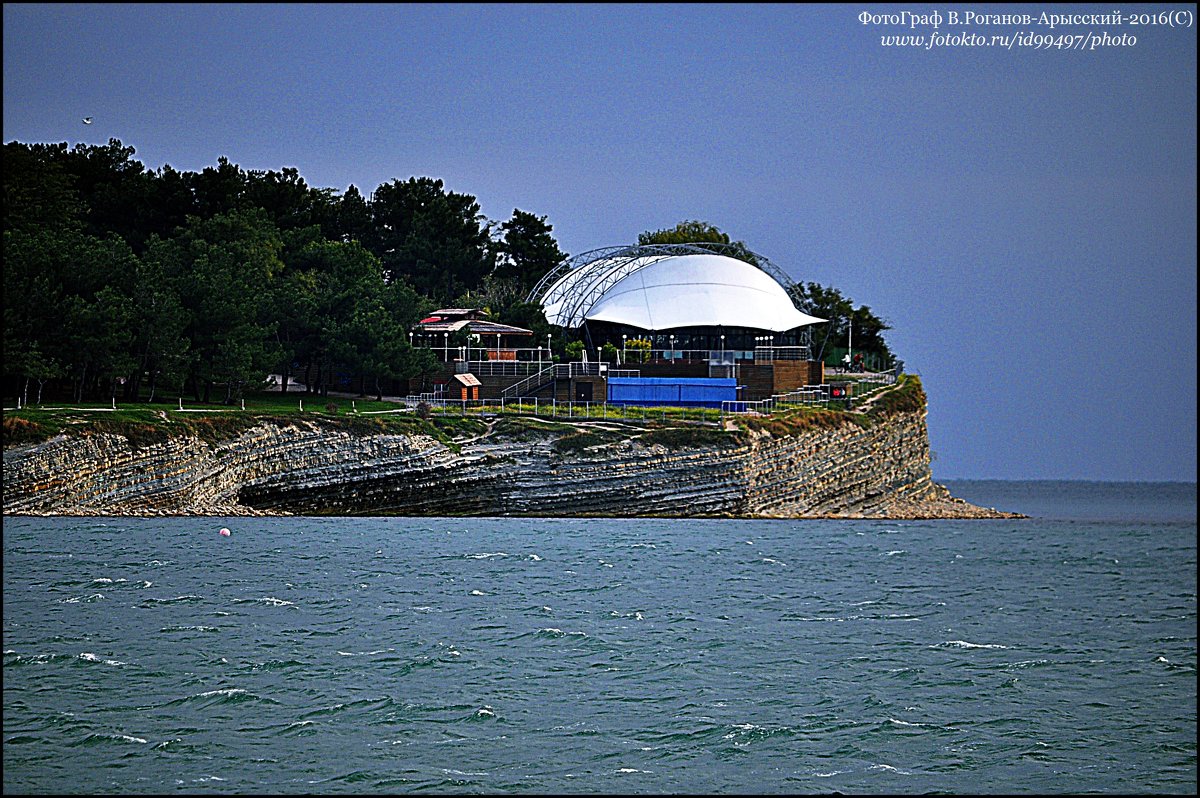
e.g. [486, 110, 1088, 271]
[669, 335, 675, 361]
[443, 332, 448, 362]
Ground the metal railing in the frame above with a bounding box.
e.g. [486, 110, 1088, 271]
[754, 345, 811, 362]
[465, 361, 550, 377]
[418, 397, 723, 426]
[501, 365, 558, 400]
[826, 367, 898, 386]
[720, 385, 833, 416]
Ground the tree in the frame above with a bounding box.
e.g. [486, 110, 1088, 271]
[3, 228, 69, 394]
[149, 209, 284, 403]
[3, 224, 144, 402]
[190, 156, 248, 220]
[8, 342, 63, 406]
[244, 167, 340, 238]
[57, 139, 154, 251]
[788, 282, 895, 366]
[126, 254, 190, 402]
[140, 164, 200, 244]
[355, 275, 439, 399]
[365, 177, 494, 301]
[493, 209, 568, 292]
[2, 141, 85, 233]
[637, 219, 758, 264]
[336, 184, 372, 244]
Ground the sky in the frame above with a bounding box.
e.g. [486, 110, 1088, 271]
[4, 3, 1196, 482]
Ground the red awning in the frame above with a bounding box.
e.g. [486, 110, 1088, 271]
[419, 316, 443, 324]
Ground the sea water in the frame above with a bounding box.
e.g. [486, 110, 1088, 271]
[3, 482, 1195, 794]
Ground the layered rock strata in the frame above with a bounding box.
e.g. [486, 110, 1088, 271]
[2, 411, 1020, 519]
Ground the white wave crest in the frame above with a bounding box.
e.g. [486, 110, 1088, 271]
[63, 593, 106, 603]
[869, 763, 911, 774]
[80, 652, 125, 666]
[937, 640, 1009, 649]
[234, 596, 294, 606]
[888, 718, 931, 727]
[197, 688, 248, 698]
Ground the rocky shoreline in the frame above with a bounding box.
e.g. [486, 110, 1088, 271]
[3, 409, 1024, 520]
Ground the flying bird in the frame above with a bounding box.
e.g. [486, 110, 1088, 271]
[82, 117, 93, 124]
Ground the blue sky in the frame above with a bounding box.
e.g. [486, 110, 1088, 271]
[4, 3, 1196, 481]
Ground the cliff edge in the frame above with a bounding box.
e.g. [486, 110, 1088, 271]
[2, 379, 1022, 519]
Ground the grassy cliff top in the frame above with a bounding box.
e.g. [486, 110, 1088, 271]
[3, 376, 925, 451]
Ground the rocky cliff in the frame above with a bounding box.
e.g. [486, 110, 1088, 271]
[2, 391, 1019, 519]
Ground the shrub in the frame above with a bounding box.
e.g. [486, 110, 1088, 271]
[639, 426, 745, 449]
[869, 375, 926, 416]
[552, 430, 620, 455]
[1, 416, 49, 447]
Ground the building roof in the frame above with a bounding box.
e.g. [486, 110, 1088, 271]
[538, 249, 825, 332]
[414, 318, 533, 336]
[430, 308, 488, 318]
[452, 373, 482, 387]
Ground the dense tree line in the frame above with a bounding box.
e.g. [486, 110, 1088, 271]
[3, 140, 894, 406]
[3, 139, 568, 404]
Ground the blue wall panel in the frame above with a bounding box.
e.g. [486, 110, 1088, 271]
[607, 377, 737, 407]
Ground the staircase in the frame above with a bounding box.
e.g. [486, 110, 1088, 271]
[501, 365, 557, 400]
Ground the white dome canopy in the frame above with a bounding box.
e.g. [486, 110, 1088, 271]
[540, 252, 825, 332]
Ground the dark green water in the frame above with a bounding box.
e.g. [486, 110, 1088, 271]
[3, 482, 1195, 793]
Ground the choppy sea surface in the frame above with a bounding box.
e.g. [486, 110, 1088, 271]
[3, 481, 1195, 794]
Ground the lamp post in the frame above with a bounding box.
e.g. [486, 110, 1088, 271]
[496, 333, 501, 361]
[443, 332, 448, 362]
[720, 334, 725, 360]
[669, 335, 675, 362]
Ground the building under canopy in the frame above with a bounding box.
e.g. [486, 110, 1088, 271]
[412, 308, 533, 361]
[529, 243, 825, 359]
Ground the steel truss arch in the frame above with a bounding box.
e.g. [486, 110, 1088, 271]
[528, 242, 802, 330]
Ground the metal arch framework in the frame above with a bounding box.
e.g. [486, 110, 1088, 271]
[527, 242, 802, 330]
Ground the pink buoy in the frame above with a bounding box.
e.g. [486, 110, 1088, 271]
[219, 528, 231, 537]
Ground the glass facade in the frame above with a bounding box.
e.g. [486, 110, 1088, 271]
[584, 322, 813, 360]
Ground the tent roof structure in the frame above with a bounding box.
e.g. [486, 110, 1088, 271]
[531, 243, 825, 332]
